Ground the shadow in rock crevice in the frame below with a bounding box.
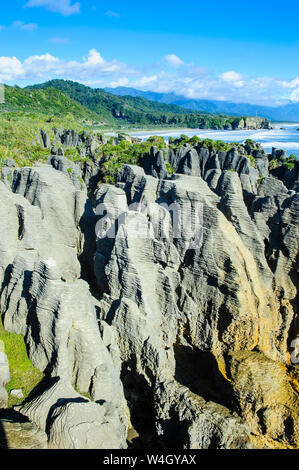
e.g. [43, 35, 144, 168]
[0, 408, 31, 449]
[288, 252, 299, 349]
[120, 357, 161, 449]
[78, 199, 98, 291]
[0, 420, 8, 449]
[21, 375, 54, 406]
[174, 337, 236, 411]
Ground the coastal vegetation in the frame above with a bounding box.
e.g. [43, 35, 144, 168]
[0, 110, 296, 186]
[0, 84, 296, 186]
[1, 79, 270, 133]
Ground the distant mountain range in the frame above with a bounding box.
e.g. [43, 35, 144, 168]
[105, 87, 299, 122]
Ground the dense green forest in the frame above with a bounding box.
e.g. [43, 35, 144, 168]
[0, 79, 269, 130]
[1, 85, 99, 121]
[26, 79, 245, 129]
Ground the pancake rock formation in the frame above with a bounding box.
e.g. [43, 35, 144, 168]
[0, 137, 298, 449]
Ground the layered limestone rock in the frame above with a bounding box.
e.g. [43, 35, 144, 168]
[227, 351, 299, 449]
[18, 379, 127, 449]
[93, 160, 298, 448]
[149, 144, 261, 195]
[153, 379, 252, 449]
[0, 166, 128, 449]
[0, 165, 87, 280]
[0, 141, 298, 449]
[0, 420, 48, 449]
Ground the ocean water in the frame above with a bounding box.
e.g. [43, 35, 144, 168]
[130, 123, 299, 158]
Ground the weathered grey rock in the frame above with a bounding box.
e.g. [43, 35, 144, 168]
[154, 380, 252, 449]
[0, 420, 48, 449]
[0, 135, 298, 450]
[270, 160, 299, 191]
[214, 170, 273, 283]
[17, 380, 86, 431]
[165, 148, 176, 169]
[142, 147, 168, 179]
[251, 180, 298, 338]
[176, 147, 201, 177]
[48, 401, 126, 449]
[10, 389, 24, 400]
[48, 155, 84, 190]
[0, 165, 129, 446]
[255, 154, 269, 177]
[40, 130, 50, 148]
[256, 176, 288, 198]
[0, 174, 82, 283]
[239, 117, 271, 130]
[116, 165, 159, 208]
[203, 169, 222, 189]
[3, 159, 16, 168]
[18, 378, 127, 449]
[60, 129, 80, 147]
[1, 257, 128, 420]
[94, 162, 298, 448]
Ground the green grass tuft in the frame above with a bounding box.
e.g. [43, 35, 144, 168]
[0, 318, 44, 407]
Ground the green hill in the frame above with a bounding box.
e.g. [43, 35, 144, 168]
[26, 79, 245, 129]
[0, 79, 269, 130]
[1, 85, 99, 122]
[0, 80, 272, 169]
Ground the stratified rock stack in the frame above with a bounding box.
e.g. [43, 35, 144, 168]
[0, 166, 129, 449]
[0, 138, 298, 449]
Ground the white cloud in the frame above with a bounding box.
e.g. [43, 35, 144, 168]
[290, 88, 299, 102]
[0, 49, 136, 84]
[133, 75, 158, 87]
[164, 54, 184, 68]
[109, 78, 130, 88]
[279, 77, 299, 89]
[77, 79, 105, 87]
[24, 53, 60, 75]
[24, 0, 80, 16]
[12, 20, 38, 31]
[1, 50, 298, 106]
[220, 70, 243, 82]
[84, 49, 106, 66]
[0, 57, 25, 81]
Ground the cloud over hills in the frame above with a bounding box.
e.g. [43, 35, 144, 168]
[0, 48, 298, 107]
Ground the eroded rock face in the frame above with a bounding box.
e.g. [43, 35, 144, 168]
[48, 401, 126, 449]
[0, 420, 48, 449]
[0, 167, 128, 449]
[18, 379, 127, 449]
[0, 166, 87, 280]
[0, 142, 298, 449]
[227, 351, 299, 449]
[93, 161, 298, 448]
[153, 380, 252, 449]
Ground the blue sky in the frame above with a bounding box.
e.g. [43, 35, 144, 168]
[0, 0, 298, 105]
